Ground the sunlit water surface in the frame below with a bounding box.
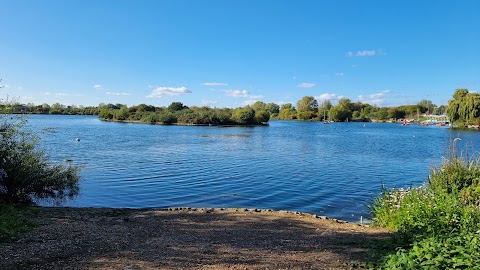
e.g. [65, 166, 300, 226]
[27, 115, 480, 222]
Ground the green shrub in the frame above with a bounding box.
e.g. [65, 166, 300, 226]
[0, 112, 81, 204]
[384, 233, 480, 269]
[371, 147, 480, 269]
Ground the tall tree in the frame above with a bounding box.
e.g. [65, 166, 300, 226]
[417, 99, 436, 114]
[296, 96, 318, 120]
[297, 96, 318, 112]
[318, 100, 332, 119]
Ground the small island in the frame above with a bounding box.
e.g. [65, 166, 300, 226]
[98, 102, 271, 126]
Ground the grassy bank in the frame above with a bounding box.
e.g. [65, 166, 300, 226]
[371, 147, 480, 268]
[0, 203, 34, 242]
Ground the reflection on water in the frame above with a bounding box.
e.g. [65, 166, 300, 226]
[26, 115, 480, 222]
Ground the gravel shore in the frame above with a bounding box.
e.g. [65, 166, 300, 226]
[0, 207, 390, 269]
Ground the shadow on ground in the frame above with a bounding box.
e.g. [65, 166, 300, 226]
[0, 207, 391, 269]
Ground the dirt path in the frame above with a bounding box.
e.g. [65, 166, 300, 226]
[0, 207, 390, 269]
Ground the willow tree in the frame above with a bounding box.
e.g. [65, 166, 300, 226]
[447, 89, 480, 126]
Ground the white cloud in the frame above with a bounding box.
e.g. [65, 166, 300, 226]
[358, 90, 391, 106]
[147, 86, 192, 98]
[297, 82, 316, 88]
[315, 93, 343, 102]
[225, 89, 250, 98]
[224, 89, 264, 99]
[335, 72, 344, 76]
[357, 50, 377, 57]
[106, 92, 130, 96]
[93, 84, 103, 90]
[346, 50, 384, 57]
[202, 82, 228, 86]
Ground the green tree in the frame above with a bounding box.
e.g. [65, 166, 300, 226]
[254, 110, 270, 123]
[114, 106, 129, 121]
[387, 107, 405, 119]
[447, 89, 480, 126]
[277, 103, 297, 120]
[296, 96, 318, 117]
[375, 107, 389, 120]
[329, 106, 350, 122]
[252, 101, 267, 112]
[265, 103, 280, 116]
[318, 100, 332, 119]
[329, 98, 353, 122]
[0, 107, 80, 204]
[168, 102, 187, 112]
[49, 103, 64, 114]
[233, 106, 255, 124]
[417, 99, 436, 114]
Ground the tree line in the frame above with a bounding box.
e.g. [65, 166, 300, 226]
[10, 90, 480, 125]
[275, 96, 446, 122]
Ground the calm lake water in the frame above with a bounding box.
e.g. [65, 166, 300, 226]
[26, 115, 480, 222]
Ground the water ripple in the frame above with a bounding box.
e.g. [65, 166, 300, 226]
[27, 115, 480, 222]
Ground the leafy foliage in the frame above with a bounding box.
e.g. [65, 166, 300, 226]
[371, 147, 480, 268]
[0, 111, 80, 204]
[296, 96, 318, 120]
[97, 102, 269, 126]
[447, 88, 480, 127]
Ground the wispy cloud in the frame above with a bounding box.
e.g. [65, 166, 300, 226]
[346, 50, 384, 57]
[315, 93, 344, 103]
[358, 90, 391, 106]
[224, 89, 249, 98]
[106, 92, 131, 96]
[44, 92, 84, 97]
[297, 82, 316, 88]
[335, 72, 344, 77]
[44, 92, 68, 97]
[224, 89, 264, 100]
[147, 86, 192, 98]
[202, 82, 228, 86]
[93, 84, 103, 90]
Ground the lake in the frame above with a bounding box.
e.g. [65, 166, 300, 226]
[26, 115, 480, 222]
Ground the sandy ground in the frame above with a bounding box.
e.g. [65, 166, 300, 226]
[0, 207, 391, 269]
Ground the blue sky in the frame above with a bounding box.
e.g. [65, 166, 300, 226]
[0, 0, 478, 108]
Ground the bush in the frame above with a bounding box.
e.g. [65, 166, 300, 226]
[0, 203, 33, 242]
[371, 148, 480, 268]
[384, 233, 480, 269]
[0, 111, 81, 204]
